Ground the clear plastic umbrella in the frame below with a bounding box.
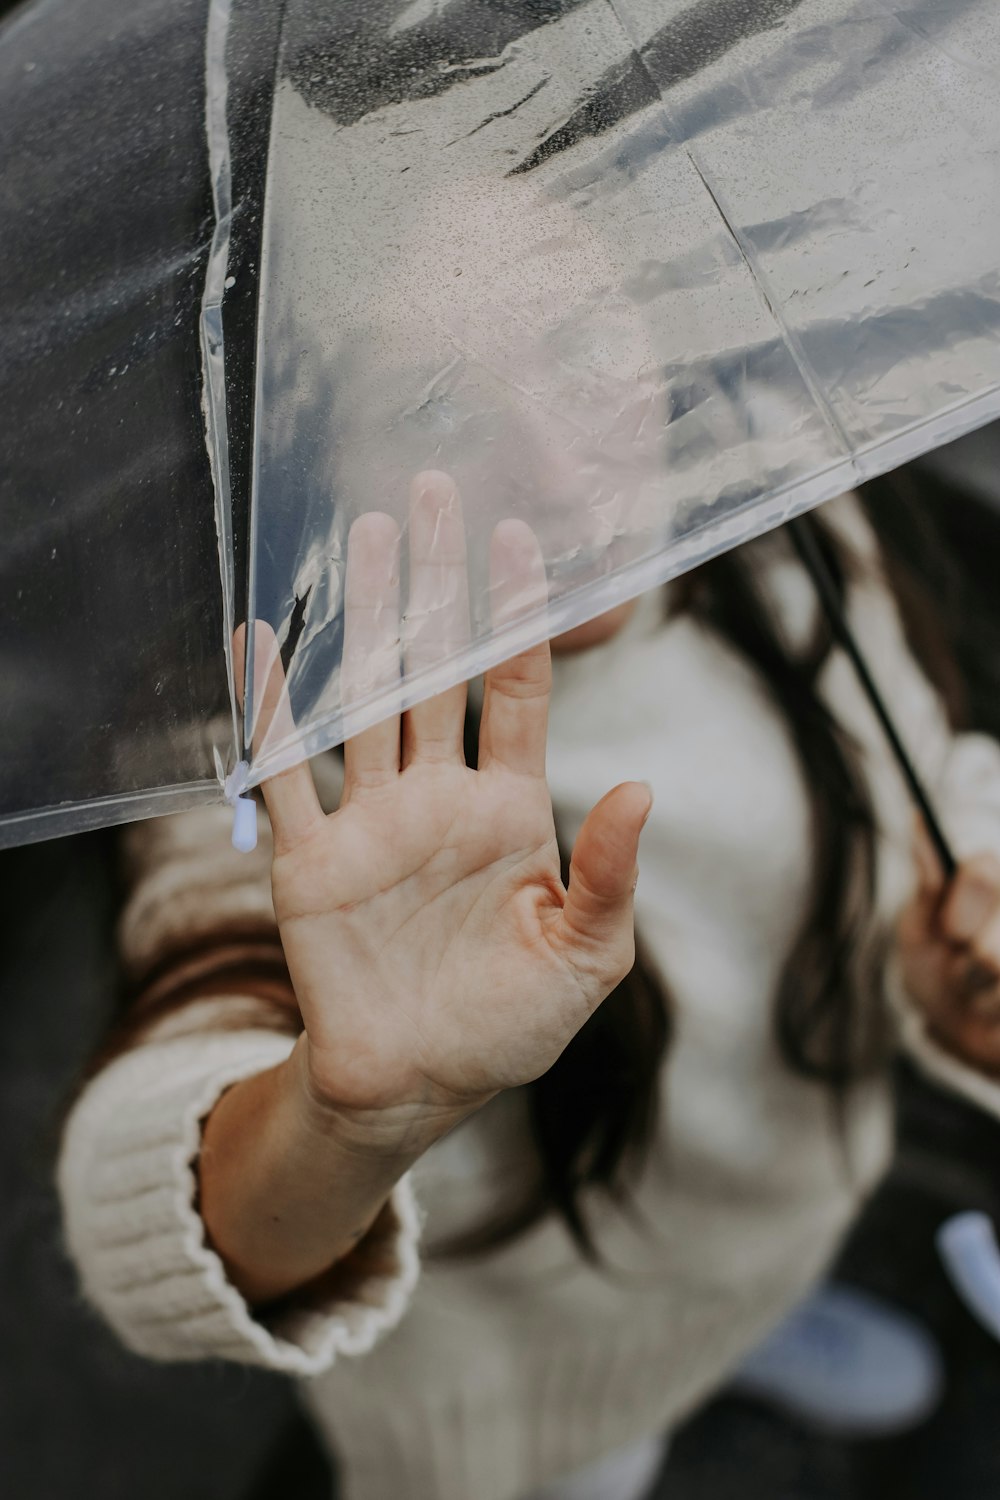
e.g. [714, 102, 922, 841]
[233, 0, 1000, 788]
[2, 0, 1000, 846]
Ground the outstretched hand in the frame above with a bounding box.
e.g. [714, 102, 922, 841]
[236, 472, 652, 1148]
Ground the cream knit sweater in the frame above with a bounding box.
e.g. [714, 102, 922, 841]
[58, 496, 1000, 1500]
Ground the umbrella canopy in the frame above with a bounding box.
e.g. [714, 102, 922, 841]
[2, 0, 1000, 844]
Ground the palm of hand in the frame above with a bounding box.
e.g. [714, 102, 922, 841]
[243, 474, 651, 1134]
[273, 762, 615, 1114]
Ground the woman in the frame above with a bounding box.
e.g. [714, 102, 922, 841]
[59, 468, 1000, 1500]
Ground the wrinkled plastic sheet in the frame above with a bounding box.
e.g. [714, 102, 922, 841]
[3, 0, 999, 848]
[236, 0, 1000, 783]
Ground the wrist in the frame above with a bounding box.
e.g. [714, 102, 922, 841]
[201, 1047, 420, 1306]
[284, 1034, 478, 1163]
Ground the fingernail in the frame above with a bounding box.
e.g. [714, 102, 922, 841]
[640, 781, 654, 825]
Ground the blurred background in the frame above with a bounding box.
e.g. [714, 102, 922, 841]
[2, 421, 1000, 1500]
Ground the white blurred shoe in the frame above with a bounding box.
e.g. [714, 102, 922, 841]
[731, 1284, 944, 1437]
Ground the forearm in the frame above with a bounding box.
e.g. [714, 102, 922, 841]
[199, 1034, 457, 1306]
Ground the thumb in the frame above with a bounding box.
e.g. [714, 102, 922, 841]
[558, 781, 653, 974]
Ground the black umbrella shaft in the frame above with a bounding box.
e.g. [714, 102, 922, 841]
[787, 514, 957, 882]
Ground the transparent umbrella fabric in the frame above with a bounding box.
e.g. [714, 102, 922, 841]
[238, 0, 1000, 783]
[2, 0, 999, 846]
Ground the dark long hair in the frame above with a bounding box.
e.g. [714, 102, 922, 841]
[452, 468, 993, 1260]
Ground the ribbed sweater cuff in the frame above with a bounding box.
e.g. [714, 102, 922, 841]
[58, 1028, 421, 1377]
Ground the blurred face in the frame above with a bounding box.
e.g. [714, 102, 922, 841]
[324, 169, 668, 642]
[264, 110, 670, 728]
[388, 181, 658, 658]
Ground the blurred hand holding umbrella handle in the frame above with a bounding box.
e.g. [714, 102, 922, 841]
[788, 510, 1000, 1342]
[790, 519, 1000, 1334]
